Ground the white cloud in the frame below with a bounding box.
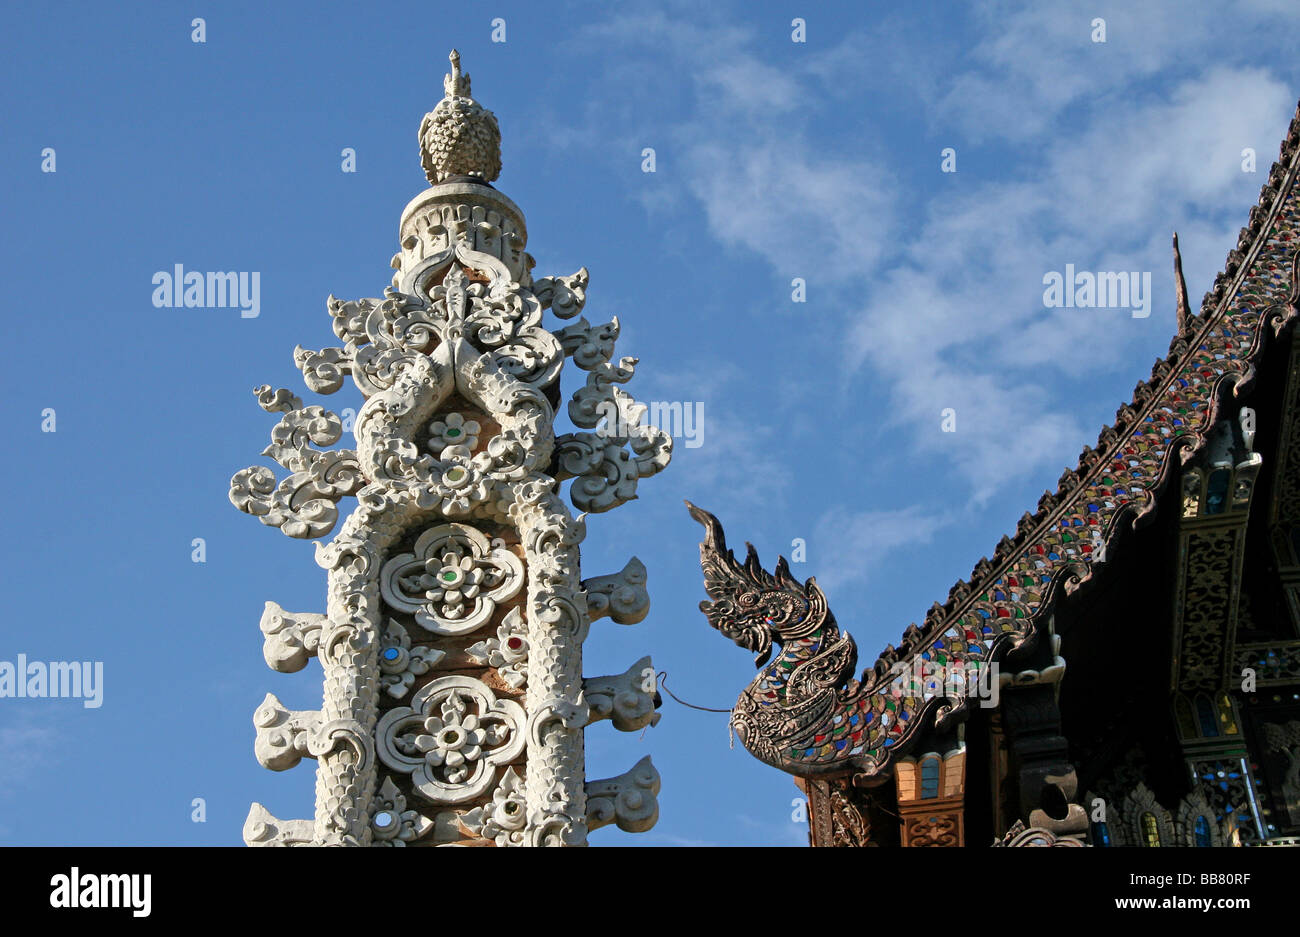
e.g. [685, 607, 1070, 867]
[640, 360, 788, 512]
[568, 3, 1299, 510]
[812, 505, 950, 591]
[0, 715, 59, 797]
[684, 139, 896, 278]
[846, 65, 1293, 499]
[574, 10, 901, 279]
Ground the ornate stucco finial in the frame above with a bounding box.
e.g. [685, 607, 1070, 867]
[420, 49, 502, 186]
[444, 48, 469, 96]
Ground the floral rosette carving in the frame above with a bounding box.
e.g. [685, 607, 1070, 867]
[428, 411, 481, 454]
[376, 676, 526, 804]
[379, 619, 446, 699]
[466, 607, 529, 688]
[370, 776, 433, 846]
[380, 522, 524, 635]
[460, 766, 527, 845]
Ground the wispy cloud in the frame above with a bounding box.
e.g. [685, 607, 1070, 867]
[573, 10, 900, 279]
[0, 713, 59, 798]
[847, 64, 1293, 501]
[635, 831, 724, 847]
[568, 2, 1298, 513]
[812, 505, 950, 591]
[640, 360, 788, 513]
[735, 811, 810, 846]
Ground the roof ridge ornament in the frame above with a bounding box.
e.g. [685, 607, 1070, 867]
[1173, 231, 1192, 336]
[420, 49, 502, 186]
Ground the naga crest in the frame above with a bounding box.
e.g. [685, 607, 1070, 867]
[687, 501, 832, 666]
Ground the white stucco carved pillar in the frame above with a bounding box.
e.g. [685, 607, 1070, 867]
[231, 50, 670, 846]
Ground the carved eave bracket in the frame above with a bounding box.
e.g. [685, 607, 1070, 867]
[253, 693, 322, 772]
[582, 557, 650, 624]
[586, 756, 661, 833]
[259, 602, 326, 673]
[583, 656, 661, 731]
[243, 803, 314, 847]
[993, 820, 1086, 847]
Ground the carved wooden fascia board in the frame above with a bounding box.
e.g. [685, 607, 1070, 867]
[1263, 332, 1300, 633]
[806, 778, 876, 847]
[1170, 414, 1261, 694]
[1235, 639, 1300, 685]
[805, 779, 833, 847]
[898, 794, 965, 847]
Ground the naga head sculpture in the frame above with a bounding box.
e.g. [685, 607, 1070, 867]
[687, 501, 865, 775]
[687, 501, 833, 667]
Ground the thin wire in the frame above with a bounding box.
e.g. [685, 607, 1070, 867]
[656, 671, 732, 713]
[655, 671, 737, 749]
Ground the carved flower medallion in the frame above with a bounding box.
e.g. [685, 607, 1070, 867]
[380, 522, 524, 635]
[376, 675, 526, 804]
[428, 411, 481, 454]
[409, 703, 487, 784]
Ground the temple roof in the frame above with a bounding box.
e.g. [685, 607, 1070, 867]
[689, 96, 1300, 782]
[871, 99, 1300, 703]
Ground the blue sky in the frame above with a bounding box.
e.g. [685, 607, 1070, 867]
[2, 0, 1299, 846]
